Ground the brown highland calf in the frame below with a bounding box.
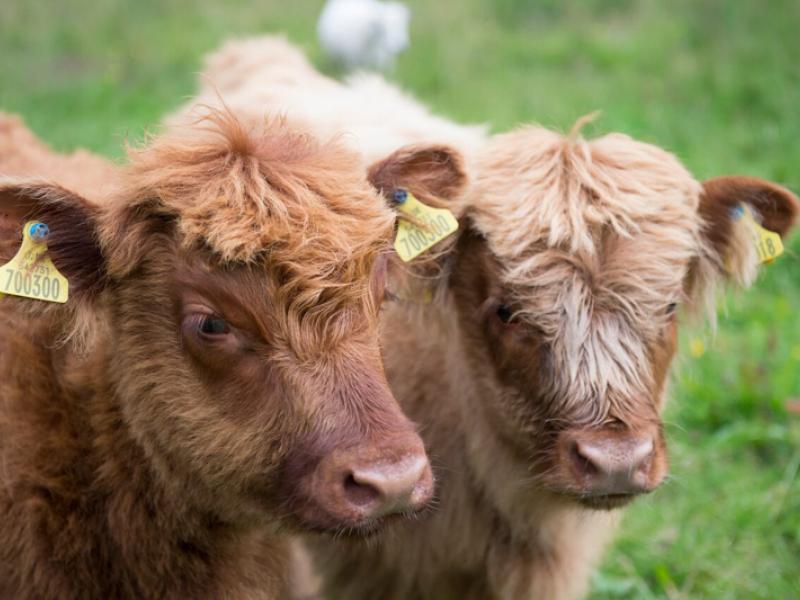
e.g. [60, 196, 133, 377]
[0, 112, 452, 598]
[183, 37, 800, 600]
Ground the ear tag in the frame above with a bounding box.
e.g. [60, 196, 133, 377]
[732, 204, 784, 264]
[393, 190, 459, 262]
[0, 221, 69, 303]
[733, 204, 783, 264]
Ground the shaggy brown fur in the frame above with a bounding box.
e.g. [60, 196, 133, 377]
[187, 37, 800, 600]
[0, 112, 438, 599]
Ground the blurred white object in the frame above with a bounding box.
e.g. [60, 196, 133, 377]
[317, 0, 410, 70]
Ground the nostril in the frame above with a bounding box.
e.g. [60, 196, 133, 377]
[342, 473, 381, 508]
[568, 436, 658, 492]
[346, 455, 432, 516]
[559, 429, 663, 498]
[631, 439, 654, 470]
[571, 442, 600, 477]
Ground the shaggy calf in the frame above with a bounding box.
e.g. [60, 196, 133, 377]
[186, 37, 800, 600]
[0, 112, 443, 598]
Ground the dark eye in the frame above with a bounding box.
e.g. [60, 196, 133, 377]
[666, 303, 678, 315]
[496, 304, 514, 324]
[198, 315, 230, 336]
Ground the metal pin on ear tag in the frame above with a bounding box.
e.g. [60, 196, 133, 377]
[392, 189, 409, 205]
[29, 222, 50, 242]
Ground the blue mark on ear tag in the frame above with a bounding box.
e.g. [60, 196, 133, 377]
[392, 189, 408, 205]
[29, 222, 50, 242]
[730, 204, 745, 220]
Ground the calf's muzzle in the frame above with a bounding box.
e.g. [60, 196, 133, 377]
[296, 429, 434, 530]
[556, 424, 666, 507]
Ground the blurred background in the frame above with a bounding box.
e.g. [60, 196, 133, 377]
[1, 0, 798, 597]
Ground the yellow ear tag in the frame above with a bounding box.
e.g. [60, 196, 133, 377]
[393, 190, 459, 262]
[0, 221, 69, 303]
[732, 204, 784, 264]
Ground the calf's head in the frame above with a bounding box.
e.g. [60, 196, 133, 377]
[371, 127, 798, 510]
[0, 113, 436, 532]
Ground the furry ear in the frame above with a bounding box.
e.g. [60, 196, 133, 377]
[0, 178, 106, 299]
[698, 176, 799, 286]
[700, 176, 798, 253]
[687, 176, 799, 318]
[367, 144, 467, 207]
[366, 145, 469, 303]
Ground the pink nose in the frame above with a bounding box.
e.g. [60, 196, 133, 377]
[308, 433, 434, 526]
[561, 429, 662, 496]
[344, 454, 432, 518]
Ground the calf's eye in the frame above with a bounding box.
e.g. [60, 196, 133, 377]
[198, 315, 230, 336]
[496, 304, 514, 324]
[666, 303, 678, 315]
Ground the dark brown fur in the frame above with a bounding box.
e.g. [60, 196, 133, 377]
[0, 113, 432, 599]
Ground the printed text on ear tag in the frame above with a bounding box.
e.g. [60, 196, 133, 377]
[0, 221, 69, 303]
[732, 204, 784, 264]
[393, 192, 459, 262]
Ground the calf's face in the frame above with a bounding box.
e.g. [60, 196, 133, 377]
[373, 129, 798, 510]
[0, 115, 441, 533]
[110, 246, 430, 533]
[452, 129, 798, 508]
[449, 227, 677, 508]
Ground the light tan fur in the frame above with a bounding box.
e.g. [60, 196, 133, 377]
[466, 125, 742, 421]
[168, 36, 487, 167]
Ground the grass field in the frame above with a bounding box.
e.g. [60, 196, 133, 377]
[2, 0, 798, 597]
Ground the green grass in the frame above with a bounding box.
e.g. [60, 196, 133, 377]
[2, 0, 799, 597]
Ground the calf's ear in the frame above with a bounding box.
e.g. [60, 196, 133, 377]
[366, 145, 469, 301]
[687, 175, 798, 315]
[367, 144, 467, 208]
[0, 179, 106, 301]
[697, 176, 798, 286]
[700, 176, 798, 252]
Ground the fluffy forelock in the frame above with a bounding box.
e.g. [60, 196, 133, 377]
[466, 124, 717, 420]
[111, 110, 394, 321]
